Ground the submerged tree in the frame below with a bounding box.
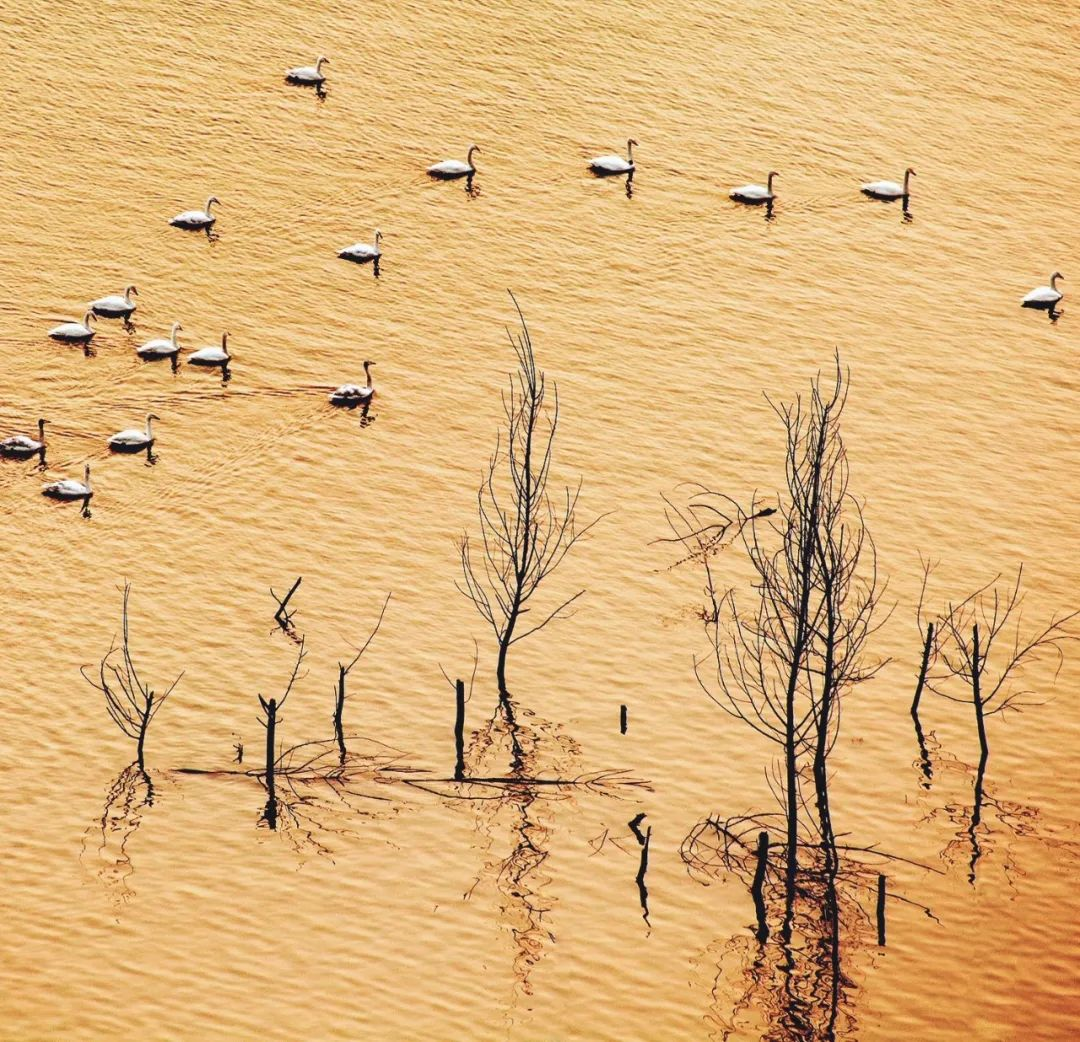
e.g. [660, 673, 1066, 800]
[666, 357, 885, 942]
[81, 581, 182, 774]
[458, 292, 601, 769]
[928, 567, 1077, 879]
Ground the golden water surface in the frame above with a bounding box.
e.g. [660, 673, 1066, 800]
[1, 1, 1077, 1039]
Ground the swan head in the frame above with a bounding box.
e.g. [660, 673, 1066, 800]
[38, 418, 47, 433]
[627, 138, 638, 158]
[466, 144, 480, 165]
[125, 284, 138, 300]
[82, 311, 95, 327]
[374, 228, 382, 245]
[767, 170, 779, 187]
[363, 359, 376, 370]
[205, 195, 220, 213]
[1051, 271, 1064, 287]
[84, 463, 91, 483]
[222, 331, 230, 352]
[170, 321, 183, 338]
[316, 55, 329, 69]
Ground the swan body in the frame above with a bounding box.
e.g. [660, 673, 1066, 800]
[1021, 272, 1063, 308]
[428, 145, 479, 179]
[90, 284, 138, 317]
[49, 312, 95, 342]
[861, 167, 915, 200]
[286, 55, 329, 84]
[170, 196, 219, 229]
[338, 230, 382, 263]
[0, 419, 46, 457]
[188, 332, 231, 367]
[330, 360, 376, 405]
[731, 171, 778, 203]
[590, 138, 637, 175]
[109, 414, 158, 451]
[43, 463, 92, 500]
[138, 322, 182, 358]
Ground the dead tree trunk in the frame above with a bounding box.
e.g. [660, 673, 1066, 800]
[262, 696, 278, 829]
[454, 679, 467, 781]
[751, 831, 770, 942]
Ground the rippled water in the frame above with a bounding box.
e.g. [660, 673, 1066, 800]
[1, 1, 1077, 1039]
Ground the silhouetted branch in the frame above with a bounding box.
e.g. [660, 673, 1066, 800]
[457, 292, 603, 771]
[80, 582, 181, 771]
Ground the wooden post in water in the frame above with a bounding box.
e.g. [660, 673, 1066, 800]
[264, 696, 278, 829]
[876, 873, 887, 946]
[454, 679, 466, 781]
[619, 704, 628, 734]
[334, 665, 347, 764]
[751, 831, 770, 942]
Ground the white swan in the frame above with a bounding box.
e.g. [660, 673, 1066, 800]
[90, 284, 138, 318]
[589, 139, 637, 175]
[43, 463, 92, 500]
[428, 145, 479, 179]
[170, 196, 220, 229]
[1021, 272, 1064, 308]
[338, 230, 382, 263]
[330, 360, 376, 405]
[188, 332, 231, 367]
[137, 322, 182, 359]
[1, 418, 46, 457]
[109, 414, 159, 451]
[861, 167, 915, 200]
[731, 171, 778, 203]
[286, 55, 329, 84]
[49, 311, 96, 342]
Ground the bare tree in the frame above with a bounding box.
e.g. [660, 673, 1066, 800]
[930, 567, 1077, 864]
[81, 582, 182, 773]
[667, 358, 885, 938]
[458, 292, 601, 769]
[333, 593, 391, 764]
[258, 637, 307, 829]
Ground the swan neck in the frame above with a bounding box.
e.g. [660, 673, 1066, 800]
[627, 139, 634, 162]
[146, 416, 154, 437]
[364, 362, 373, 388]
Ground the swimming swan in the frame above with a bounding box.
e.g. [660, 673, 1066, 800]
[1021, 272, 1064, 308]
[286, 55, 329, 84]
[188, 332, 232, 367]
[49, 312, 96, 342]
[1, 418, 46, 457]
[137, 322, 182, 359]
[861, 167, 915, 200]
[90, 285, 138, 318]
[109, 414, 159, 451]
[731, 171, 778, 203]
[428, 146, 479, 179]
[590, 139, 637, 175]
[330, 360, 376, 405]
[338, 230, 382, 263]
[170, 196, 220, 229]
[43, 463, 92, 500]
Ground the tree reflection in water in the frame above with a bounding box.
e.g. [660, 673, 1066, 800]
[687, 824, 868, 1042]
[81, 762, 155, 905]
